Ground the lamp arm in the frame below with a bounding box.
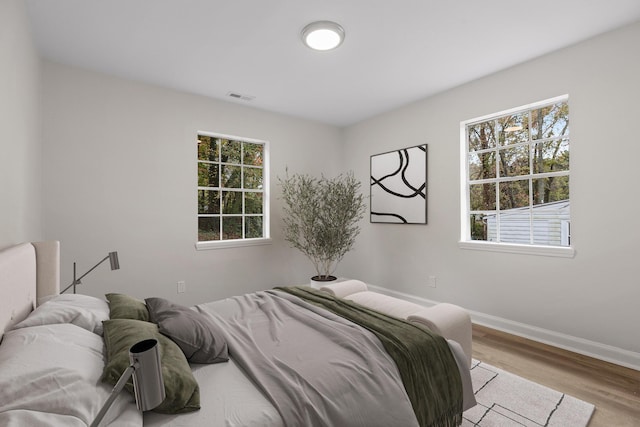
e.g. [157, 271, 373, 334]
[76, 255, 110, 282]
[60, 281, 75, 294]
[60, 255, 110, 294]
[90, 363, 138, 427]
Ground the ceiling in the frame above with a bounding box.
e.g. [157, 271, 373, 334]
[26, 0, 640, 127]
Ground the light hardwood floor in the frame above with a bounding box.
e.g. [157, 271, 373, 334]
[471, 324, 640, 427]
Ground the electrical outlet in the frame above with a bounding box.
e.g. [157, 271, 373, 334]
[428, 276, 437, 288]
[177, 280, 186, 293]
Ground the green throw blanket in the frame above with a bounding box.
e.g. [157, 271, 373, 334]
[276, 286, 463, 427]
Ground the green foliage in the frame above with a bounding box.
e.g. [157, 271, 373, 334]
[279, 171, 366, 279]
[469, 214, 486, 241]
[468, 101, 570, 212]
[197, 135, 265, 241]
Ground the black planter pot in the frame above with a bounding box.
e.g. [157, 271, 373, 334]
[310, 275, 337, 282]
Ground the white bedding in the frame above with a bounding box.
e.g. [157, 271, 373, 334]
[145, 290, 472, 427]
[144, 357, 283, 427]
[144, 297, 284, 427]
[0, 287, 271, 427]
[0, 240, 472, 427]
[11, 293, 110, 335]
[1, 293, 470, 427]
[0, 323, 141, 426]
[144, 292, 428, 427]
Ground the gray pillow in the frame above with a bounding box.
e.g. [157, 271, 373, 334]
[145, 297, 228, 364]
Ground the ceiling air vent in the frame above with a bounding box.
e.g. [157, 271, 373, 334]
[227, 92, 255, 101]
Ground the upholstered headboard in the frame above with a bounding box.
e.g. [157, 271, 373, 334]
[0, 241, 60, 337]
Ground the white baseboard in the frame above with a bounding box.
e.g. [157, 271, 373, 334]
[367, 284, 640, 372]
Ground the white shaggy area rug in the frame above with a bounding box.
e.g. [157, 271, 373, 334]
[463, 360, 595, 427]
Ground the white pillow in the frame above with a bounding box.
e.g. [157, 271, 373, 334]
[344, 291, 423, 319]
[0, 410, 92, 427]
[319, 279, 368, 298]
[11, 293, 109, 335]
[0, 323, 141, 426]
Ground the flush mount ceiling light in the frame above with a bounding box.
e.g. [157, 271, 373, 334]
[301, 21, 345, 51]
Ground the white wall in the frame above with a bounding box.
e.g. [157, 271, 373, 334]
[341, 22, 640, 367]
[0, 0, 42, 248]
[42, 62, 343, 304]
[37, 18, 640, 368]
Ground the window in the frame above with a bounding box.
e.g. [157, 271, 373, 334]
[460, 95, 573, 257]
[196, 132, 270, 249]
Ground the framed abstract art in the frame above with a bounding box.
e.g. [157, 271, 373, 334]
[370, 144, 427, 224]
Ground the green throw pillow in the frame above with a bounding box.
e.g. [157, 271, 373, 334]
[101, 319, 200, 414]
[106, 293, 150, 321]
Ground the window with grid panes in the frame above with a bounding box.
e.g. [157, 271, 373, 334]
[460, 96, 571, 255]
[197, 133, 269, 247]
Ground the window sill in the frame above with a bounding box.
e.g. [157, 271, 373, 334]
[458, 240, 575, 258]
[195, 238, 272, 251]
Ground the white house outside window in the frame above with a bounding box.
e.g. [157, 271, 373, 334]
[196, 132, 270, 250]
[460, 95, 573, 257]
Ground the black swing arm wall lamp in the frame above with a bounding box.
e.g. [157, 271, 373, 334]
[61, 251, 120, 294]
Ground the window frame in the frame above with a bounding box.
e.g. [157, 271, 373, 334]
[459, 95, 574, 258]
[195, 131, 271, 251]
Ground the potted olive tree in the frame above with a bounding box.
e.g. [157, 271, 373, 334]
[279, 171, 366, 283]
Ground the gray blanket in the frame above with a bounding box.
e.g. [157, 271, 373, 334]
[197, 290, 420, 427]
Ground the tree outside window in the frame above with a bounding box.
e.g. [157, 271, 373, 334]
[197, 133, 267, 242]
[463, 96, 570, 247]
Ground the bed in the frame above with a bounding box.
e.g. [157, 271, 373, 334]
[0, 241, 475, 426]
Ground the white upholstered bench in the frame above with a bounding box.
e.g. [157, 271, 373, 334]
[319, 280, 472, 368]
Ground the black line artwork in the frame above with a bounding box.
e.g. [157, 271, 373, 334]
[370, 144, 427, 224]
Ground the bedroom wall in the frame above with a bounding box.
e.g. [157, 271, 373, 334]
[0, 0, 43, 249]
[34, 15, 640, 368]
[340, 22, 640, 368]
[41, 61, 343, 304]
